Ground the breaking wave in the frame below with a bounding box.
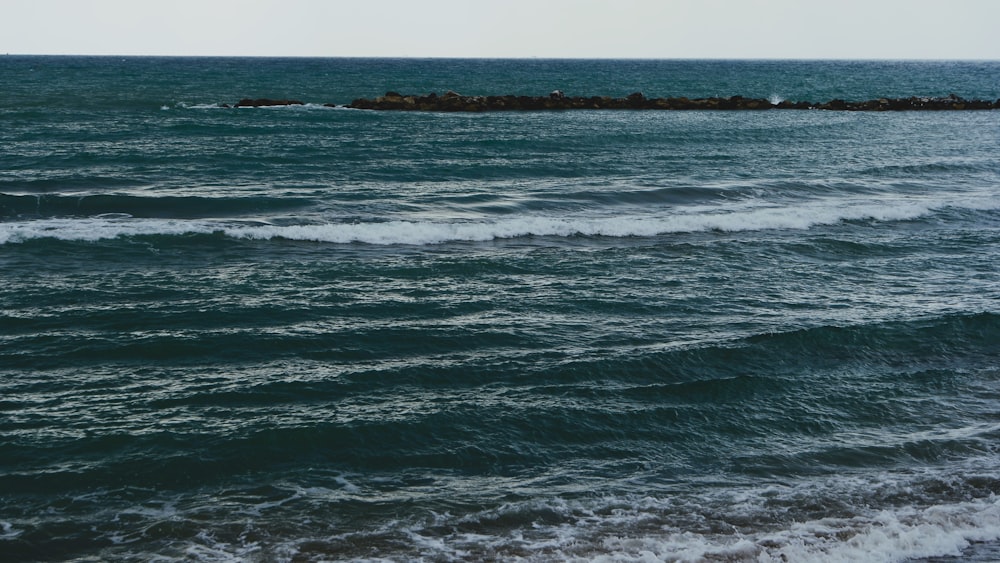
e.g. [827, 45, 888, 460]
[2, 196, 982, 246]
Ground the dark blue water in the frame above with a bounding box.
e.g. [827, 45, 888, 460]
[2, 57, 1000, 562]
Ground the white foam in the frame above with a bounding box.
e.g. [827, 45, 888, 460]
[78, 467, 1000, 562]
[222, 198, 940, 245]
[332, 474, 362, 493]
[0, 521, 22, 540]
[172, 102, 223, 110]
[786, 466, 1000, 557]
[243, 103, 336, 111]
[117, 499, 180, 520]
[178, 532, 263, 563]
[402, 495, 1000, 563]
[0, 217, 202, 245]
[1, 194, 993, 246]
[756, 498, 1000, 563]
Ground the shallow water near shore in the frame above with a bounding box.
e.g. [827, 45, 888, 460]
[1, 57, 999, 562]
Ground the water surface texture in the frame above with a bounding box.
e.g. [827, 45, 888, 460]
[2, 57, 1000, 562]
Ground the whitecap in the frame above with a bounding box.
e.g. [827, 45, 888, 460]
[392, 493, 1000, 563]
[2, 192, 995, 246]
[0, 521, 22, 540]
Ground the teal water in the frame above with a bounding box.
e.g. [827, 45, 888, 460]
[1, 57, 1000, 562]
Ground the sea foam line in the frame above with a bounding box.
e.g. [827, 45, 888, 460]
[0, 197, 986, 246]
[612, 498, 1000, 563]
[392, 494, 1000, 563]
[86, 496, 1000, 563]
[226, 200, 932, 244]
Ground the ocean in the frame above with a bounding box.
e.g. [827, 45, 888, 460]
[1, 57, 999, 562]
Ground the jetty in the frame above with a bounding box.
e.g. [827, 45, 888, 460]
[231, 92, 1000, 112]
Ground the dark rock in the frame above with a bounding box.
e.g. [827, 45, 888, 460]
[235, 98, 304, 107]
[348, 97, 375, 110]
[819, 99, 847, 110]
[740, 98, 773, 110]
[343, 91, 999, 113]
[236, 98, 304, 108]
[625, 92, 646, 108]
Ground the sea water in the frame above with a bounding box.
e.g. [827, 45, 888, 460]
[1, 57, 999, 562]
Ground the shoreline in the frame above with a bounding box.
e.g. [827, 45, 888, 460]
[232, 91, 1000, 111]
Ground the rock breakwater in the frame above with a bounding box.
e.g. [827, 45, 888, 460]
[226, 92, 998, 111]
[344, 91, 998, 112]
[235, 98, 305, 107]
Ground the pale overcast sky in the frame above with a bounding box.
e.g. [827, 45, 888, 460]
[3, 0, 999, 59]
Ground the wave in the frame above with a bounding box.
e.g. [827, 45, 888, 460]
[388, 494, 1000, 563]
[0, 193, 315, 220]
[3, 196, 979, 246]
[743, 310, 1000, 358]
[0, 177, 145, 194]
[23, 472, 1000, 562]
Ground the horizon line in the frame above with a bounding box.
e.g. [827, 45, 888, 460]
[5, 53, 1000, 62]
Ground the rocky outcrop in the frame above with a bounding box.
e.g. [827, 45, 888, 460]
[347, 91, 781, 112]
[235, 98, 305, 107]
[226, 93, 998, 111]
[344, 92, 998, 112]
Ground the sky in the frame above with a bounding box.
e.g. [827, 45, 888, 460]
[2, 0, 999, 60]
